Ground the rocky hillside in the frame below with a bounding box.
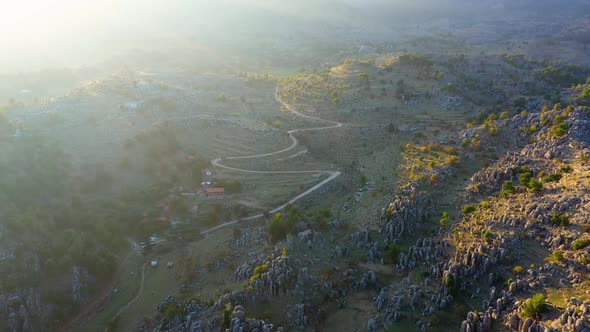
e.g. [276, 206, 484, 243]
[128, 81, 590, 332]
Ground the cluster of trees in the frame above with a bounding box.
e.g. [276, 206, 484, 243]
[518, 170, 543, 193]
[266, 205, 332, 243]
[0, 136, 147, 317]
[404, 143, 460, 182]
[550, 113, 569, 138]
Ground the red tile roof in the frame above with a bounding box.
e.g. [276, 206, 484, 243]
[205, 187, 224, 194]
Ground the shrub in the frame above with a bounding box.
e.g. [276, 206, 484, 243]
[444, 274, 457, 295]
[513, 265, 524, 274]
[384, 245, 399, 264]
[488, 126, 499, 136]
[445, 155, 460, 166]
[253, 264, 269, 276]
[519, 172, 532, 186]
[550, 213, 569, 227]
[440, 211, 450, 228]
[461, 138, 470, 148]
[522, 294, 546, 319]
[312, 209, 332, 232]
[528, 124, 538, 134]
[542, 173, 562, 183]
[164, 304, 179, 319]
[550, 114, 569, 138]
[267, 213, 288, 243]
[430, 173, 440, 185]
[527, 179, 543, 193]
[546, 250, 564, 263]
[222, 303, 233, 328]
[461, 205, 477, 214]
[479, 201, 490, 209]
[572, 238, 590, 250]
[560, 165, 573, 173]
[360, 175, 367, 187]
[482, 230, 493, 242]
[501, 180, 516, 197]
[551, 122, 569, 137]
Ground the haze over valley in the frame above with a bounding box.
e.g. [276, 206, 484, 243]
[1, 1, 590, 331]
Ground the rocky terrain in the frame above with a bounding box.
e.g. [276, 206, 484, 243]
[2, 2, 590, 332]
[126, 85, 590, 332]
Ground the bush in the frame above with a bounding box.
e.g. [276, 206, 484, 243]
[572, 238, 590, 250]
[440, 211, 450, 228]
[546, 250, 564, 263]
[550, 115, 569, 138]
[501, 180, 516, 197]
[312, 209, 332, 232]
[550, 213, 569, 227]
[519, 172, 532, 186]
[560, 165, 573, 173]
[482, 230, 493, 243]
[551, 122, 569, 137]
[504, 277, 514, 287]
[384, 245, 399, 264]
[360, 175, 367, 187]
[513, 265, 524, 274]
[164, 304, 179, 319]
[528, 124, 538, 134]
[444, 274, 457, 295]
[253, 264, 269, 276]
[527, 179, 543, 193]
[430, 173, 440, 185]
[267, 213, 289, 243]
[522, 294, 546, 319]
[222, 303, 233, 329]
[542, 173, 562, 183]
[461, 205, 477, 214]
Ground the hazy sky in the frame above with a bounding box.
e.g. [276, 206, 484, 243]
[0, 0, 578, 73]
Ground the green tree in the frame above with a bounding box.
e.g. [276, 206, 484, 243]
[384, 245, 399, 264]
[519, 172, 532, 187]
[461, 205, 477, 214]
[527, 179, 543, 193]
[572, 238, 590, 250]
[267, 213, 286, 243]
[522, 294, 546, 319]
[501, 180, 516, 198]
[440, 211, 450, 228]
[550, 213, 569, 227]
[222, 303, 233, 328]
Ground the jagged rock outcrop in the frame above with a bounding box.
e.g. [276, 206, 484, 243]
[380, 186, 431, 243]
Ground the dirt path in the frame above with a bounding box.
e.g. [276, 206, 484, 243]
[103, 263, 148, 332]
[201, 87, 343, 235]
[58, 249, 137, 332]
[66, 86, 343, 329]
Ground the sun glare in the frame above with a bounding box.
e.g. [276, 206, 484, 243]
[0, 0, 117, 42]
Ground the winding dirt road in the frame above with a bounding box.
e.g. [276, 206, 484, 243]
[70, 86, 343, 331]
[201, 87, 343, 234]
[103, 263, 147, 332]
